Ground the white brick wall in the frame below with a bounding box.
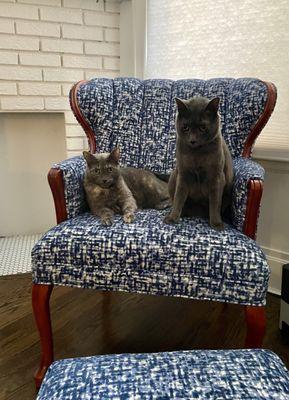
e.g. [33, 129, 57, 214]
[0, 0, 120, 157]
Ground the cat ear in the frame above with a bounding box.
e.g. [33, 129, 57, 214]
[175, 98, 189, 116]
[83, 151, 97, 167]
[205, 97, 220, 115]
[108, 147, 120, 164]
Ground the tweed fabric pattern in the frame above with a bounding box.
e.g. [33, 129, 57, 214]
[32, 209, 269, 306]
[232, 157, 265, 231]
[76, 77, 267, 168]
[53, 156, 87, 219]
[37, 349, 289, 399]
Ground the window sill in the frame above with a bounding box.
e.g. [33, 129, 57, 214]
[252, 147, 289, 163]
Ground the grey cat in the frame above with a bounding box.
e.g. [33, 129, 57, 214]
[83, 148, 171, 226]
[164, 96, 233, 231]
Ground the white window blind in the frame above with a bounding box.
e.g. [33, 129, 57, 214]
[146, 0, 289, 161]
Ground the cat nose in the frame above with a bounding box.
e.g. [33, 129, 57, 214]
[103, 179, 108, 183]
[190, 140, 196, 145]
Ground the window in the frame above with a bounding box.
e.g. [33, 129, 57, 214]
[146, 0, 289, 160]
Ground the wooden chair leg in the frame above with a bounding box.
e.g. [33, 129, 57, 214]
[244, 305, 266, 348]
[32, 283, 54, 389]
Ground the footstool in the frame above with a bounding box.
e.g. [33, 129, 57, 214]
[37, 349, 289, 399]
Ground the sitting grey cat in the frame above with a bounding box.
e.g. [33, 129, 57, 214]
[83, 148, 171, 226]
[164, 96, 233, 231]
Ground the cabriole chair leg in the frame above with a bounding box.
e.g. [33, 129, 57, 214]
[244, 305, 266, 348]
[32, 283, 54, 389]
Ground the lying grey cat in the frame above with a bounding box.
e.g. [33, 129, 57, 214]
[164, 96, 233, 230]
[83, 148, 171, 225]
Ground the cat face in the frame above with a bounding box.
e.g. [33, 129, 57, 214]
[83, 148, 121, 189]
[176, 96, 220, 149]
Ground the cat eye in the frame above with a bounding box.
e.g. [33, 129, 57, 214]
[199, 125, 206, 132]
[107, 167, 113, 172]
[183, 124, 190, 133]
[93, 167, 100, 174]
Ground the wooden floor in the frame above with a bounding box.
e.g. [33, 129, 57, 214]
[0, 274, 288, 400]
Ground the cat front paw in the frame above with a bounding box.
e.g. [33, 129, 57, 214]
[210, 221, 224, 231]
[164, 213, 179, 224]
[123, 213, 135, 224]
[101, 216, 113, 226]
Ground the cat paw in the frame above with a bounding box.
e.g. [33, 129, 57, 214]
[163, 214, 178, 224]
[123, 213, 135, 224]
[101, 216, 113, 226]
[210, 221, 224, 231]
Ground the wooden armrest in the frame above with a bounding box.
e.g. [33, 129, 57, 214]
[243, 179, 263, 240]
[48, 167, 68, 224]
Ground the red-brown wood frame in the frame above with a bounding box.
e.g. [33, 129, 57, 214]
[244, 305, 266, 348]
[242, 81, 277, 158]
[69, 80, 95, 153]
[243, 180, 263, 240]
[32, 78, 276, 388]
[48, 168, 67, 224]
[32, 284, 54, 389]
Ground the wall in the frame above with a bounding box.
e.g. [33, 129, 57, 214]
[0, 112, 66, 235]
[0, 0, 120, 158]
[256, 158, 289, 294]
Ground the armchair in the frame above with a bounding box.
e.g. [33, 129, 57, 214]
[31, 77, 277, 388]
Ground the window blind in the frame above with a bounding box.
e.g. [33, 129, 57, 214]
[146, 0, 289, 161]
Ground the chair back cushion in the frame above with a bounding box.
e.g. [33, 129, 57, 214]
[75, 78, 268, 173]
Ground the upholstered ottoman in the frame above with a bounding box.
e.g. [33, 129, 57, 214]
[37, 349, 289, 399]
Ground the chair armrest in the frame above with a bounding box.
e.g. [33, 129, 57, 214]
[232, 157, 265, 238]
[48, 156, 87, 223]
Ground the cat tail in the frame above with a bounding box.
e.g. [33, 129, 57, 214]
[154, 173, 170, 183]
[144, 168, 170, 183]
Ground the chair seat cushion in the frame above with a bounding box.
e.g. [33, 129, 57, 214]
[37, 349, 289, 399]
[32, 210, 269, 306]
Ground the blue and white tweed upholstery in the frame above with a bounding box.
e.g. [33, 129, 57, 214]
[37, 349, 289, 399]
[32, 77, 271, 306]
[232, 157, 265, 231]
[32, 210, 268, 306]
[76, 78, 267, 164]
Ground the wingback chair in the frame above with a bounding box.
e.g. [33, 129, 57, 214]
[31, 77, 277, 388]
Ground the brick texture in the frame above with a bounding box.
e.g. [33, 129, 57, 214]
[0, 65, 42, 80]
[62, 24, 103, 41]
[0, 51, 18, 64]
[62, 55, 102, 69]
[41, 38, 83, 54]
[0, 35, 39, 50]
[0, 3, 39, 20]
[85, 41, 119, 56]
[0, 18, 14, 34]
[104, 28, 119, 42]
[0, 82, 17, 95]
[16, 20, 61, 37]
[40, 7, 82, 24]
[103, 56, 120, 70]
[20, 52, 61, 66]
[0, 0, 120, 154]
[18, 82, 61, 96]
[1, 96, 44, 110]
[84, 11, 119, 27]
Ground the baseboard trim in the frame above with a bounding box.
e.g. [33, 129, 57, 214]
[262, 246, 289, 297]
[268, 287, 281, 296]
